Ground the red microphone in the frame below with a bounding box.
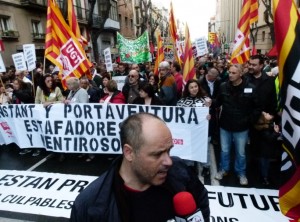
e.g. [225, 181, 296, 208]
[173, 192, 204, 222]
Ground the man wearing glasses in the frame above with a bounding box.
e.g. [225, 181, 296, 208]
[122, 69, 141, 104]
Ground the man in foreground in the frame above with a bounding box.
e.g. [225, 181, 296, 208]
[70, 113, 210, 222]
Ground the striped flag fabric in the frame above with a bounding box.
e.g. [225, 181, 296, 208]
[154, 33, 164, 75]
[68, 0, 88, 46]
[169, 2, 182, 64]
[273, 0, 300, 221]
[45, 0, 91, 88]
[230, 0, 258, 64]
[182, 24, 195, 83]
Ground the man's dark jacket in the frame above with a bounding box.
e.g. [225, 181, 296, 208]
[244, 72, 277, 115]
[216, 80, 261, 132]
[70, 156, 210, 222]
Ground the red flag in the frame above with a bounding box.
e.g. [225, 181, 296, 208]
[231, 0, 258, 64]
[154, 34, 164, 75]
[0, 40, 4, 52]
[45, 0, 91, 89]
[273, 0, 300, 220]
[182, 24, 195, 83]
[251, 45, 257, 55]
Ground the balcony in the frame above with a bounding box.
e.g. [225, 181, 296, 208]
[32, 33, 46, 40]
[20, 0, 47, 10]
[1, 30, 20, 39]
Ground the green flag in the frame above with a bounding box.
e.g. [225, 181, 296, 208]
[117, 31, 151, 63]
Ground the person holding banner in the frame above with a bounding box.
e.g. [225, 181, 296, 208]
[70, 113, 210, 222]
[177, 79, 212, 176]
[132, 82, 163, 105]
[35, 74, 64, 107]
[0, 83, 11, 105]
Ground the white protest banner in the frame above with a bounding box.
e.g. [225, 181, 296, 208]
[0, 170, 290, 221]
[0, 104, 209, 162]
[0, 53, 6, 72]
[195, 37, 209, 57]
[112, 76, 126, 91]
[12, 53, 27, 71]
[23, 44, 36, 71]
[103, 47, 113, 72]
[207, 185, 289, 222]
[0, 170, 96, 218]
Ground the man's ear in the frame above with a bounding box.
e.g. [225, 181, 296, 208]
[123, 144, 134, 162]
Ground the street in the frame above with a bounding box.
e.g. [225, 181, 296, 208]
[0, 142, 282, 221]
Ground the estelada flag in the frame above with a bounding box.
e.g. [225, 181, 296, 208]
[273, 0, 300, 220]
[45, 0, 91, 88]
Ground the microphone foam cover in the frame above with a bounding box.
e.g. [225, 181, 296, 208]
[173, 191, 197, 216]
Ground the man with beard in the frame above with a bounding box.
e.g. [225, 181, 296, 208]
[71, 113, 210, 222]
[244, 55, 278, 185]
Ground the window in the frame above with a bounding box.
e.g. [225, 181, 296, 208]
[262, 31, 265, 42]
[119, 14, 122, 27]
[32, 20, 42, 36]
[125, 17, 128, 27]
[109, 0, 118, 21]
[130, 19, 133, 29]
[0, 16, 11, 31]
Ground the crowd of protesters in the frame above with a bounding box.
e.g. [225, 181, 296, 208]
[0, 54, 282, 186]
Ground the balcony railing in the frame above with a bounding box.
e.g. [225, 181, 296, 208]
[32, 33, 46, 40]
[20, 0, 47, 9]
[1, 30, 20, 39]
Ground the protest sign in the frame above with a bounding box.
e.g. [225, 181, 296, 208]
[0, 54, 6, 73]
[0, 104, 209, 162]
[23, 44, 36, 71]
[103, 47, 113, 72]
[112, 76, 126, 91]
[12, 53, 27, 71]
[195, 37, 209, 57]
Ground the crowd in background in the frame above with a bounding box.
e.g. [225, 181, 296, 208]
[0, 54, 282, 186]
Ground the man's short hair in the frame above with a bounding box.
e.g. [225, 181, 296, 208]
[250, 55, 264, 65]
[172, 61, 181, 72]
[119, 113, 162, 152]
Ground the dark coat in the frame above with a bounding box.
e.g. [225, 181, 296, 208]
[132, 96, 164, 105]
[244, 72, 277, 115]
[216, 80, 261, 132]
[70, 157, 210, 222]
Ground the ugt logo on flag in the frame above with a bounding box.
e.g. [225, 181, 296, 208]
[58, 39, 85, 77]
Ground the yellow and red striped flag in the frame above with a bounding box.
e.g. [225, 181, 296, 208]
[273, 0, 300, 220]
[154, 33, 164, 75]
[68, 0, 88, 46]
[182, 24, 195, 83]
[169, 2, 182, 64]
[230, 0, 258, 64]
[45, 0, 91, 89]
